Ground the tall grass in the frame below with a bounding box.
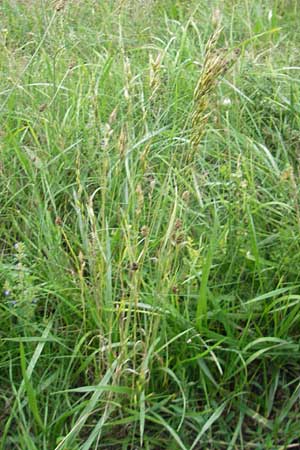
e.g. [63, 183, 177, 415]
[1, 1, 300, 448]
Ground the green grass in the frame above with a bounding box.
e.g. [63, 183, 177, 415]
[1, 1, 300, 448]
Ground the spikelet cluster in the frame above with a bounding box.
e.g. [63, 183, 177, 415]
[191, 27, 240, 150]
[149, 52, 162, 101]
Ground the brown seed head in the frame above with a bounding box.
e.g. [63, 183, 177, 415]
[140, 225, 149, 237]
[174, 218, 182, 230]
[55, 216, 62, 226]
[130, 262, 139, 271]
[182, 190, 190, 202]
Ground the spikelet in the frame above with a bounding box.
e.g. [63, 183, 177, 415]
[54, 0, 67, 12]
[149, 52, 162, 101]
[190, 27, 240, 151]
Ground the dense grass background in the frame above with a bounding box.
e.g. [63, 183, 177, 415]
[1, 1, 300, 448]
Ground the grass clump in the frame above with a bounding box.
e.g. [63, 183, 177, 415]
[1, 1, 300, 449]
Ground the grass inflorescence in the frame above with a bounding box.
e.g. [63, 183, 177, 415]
[191, 26, 240, 150]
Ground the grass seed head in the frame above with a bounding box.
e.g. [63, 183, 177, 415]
[190, 27, 240, 151]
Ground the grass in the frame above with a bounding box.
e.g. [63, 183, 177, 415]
[1, 0, 300, 448]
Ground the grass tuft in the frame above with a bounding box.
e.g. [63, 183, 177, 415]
[1, 1, 300, 448]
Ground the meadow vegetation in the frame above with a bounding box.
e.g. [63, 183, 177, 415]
[1, 1, 300, 448]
